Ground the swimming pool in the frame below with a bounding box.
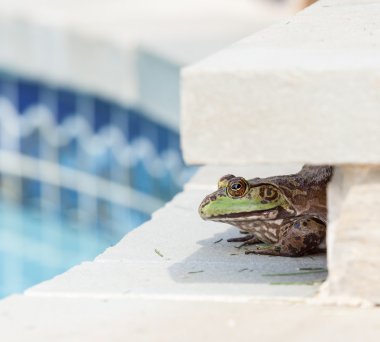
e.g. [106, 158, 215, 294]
[0, 73, 194, 298]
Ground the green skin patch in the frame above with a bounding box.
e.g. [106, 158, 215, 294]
[200, 187, 289, 219]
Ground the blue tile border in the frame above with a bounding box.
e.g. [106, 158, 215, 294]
[0, 72, 196, 298]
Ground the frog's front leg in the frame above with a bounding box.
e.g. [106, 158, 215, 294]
[245, 217, 326, 257]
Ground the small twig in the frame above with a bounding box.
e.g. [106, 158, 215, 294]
[262, 269, 327, 277]
[213, 238, 223, 244]
[188, 270, 204, 274]
[298, 267, 327, 271]
[154, 248, 164, 257]
[238, 268, 249, 272]
[270, 280, 324, 286]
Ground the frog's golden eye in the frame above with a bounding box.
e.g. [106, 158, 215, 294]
[227, 177, 249, 198]
[260, 186, 279, 201]
[218, 174, 235, 189]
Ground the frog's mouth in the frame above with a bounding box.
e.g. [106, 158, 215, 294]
[208, 206, 294, 222]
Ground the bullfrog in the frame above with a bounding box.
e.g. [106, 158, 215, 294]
[198, 165, 333, 257]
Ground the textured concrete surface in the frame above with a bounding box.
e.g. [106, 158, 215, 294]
[2, 295, 380, 342]
[2, 164, 380, 341]
[182, 0, 380, 163]
[324, 165, 380, 303]
[5, 295, 380, 342]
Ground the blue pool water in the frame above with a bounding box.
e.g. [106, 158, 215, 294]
[0, 202, 113, 297]
[0, 73, 194, 298]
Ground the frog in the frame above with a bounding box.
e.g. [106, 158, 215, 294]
[198, 165, 333, 257]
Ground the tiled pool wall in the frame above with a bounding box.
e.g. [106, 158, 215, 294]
[0, 72, 194, 297]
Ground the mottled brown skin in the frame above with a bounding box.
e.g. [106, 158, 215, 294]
[199, 165, 333, 257]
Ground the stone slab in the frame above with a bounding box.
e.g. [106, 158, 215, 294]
[2, 295, 380, 342]
[1, 163, 380, 340]
[26, 259, 325, 300]
[185, 163, 303, 190]
[324, 165, 380, 303]
[182, 0, 380, 164]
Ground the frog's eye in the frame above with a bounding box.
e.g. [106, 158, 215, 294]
[227, 177, 249, 198]
[260, 186, 279, 201]
[218, 174, 235, 189]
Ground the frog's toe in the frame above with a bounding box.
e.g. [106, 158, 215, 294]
[227, 234, 258, 243]
[228, 235, 262, 249]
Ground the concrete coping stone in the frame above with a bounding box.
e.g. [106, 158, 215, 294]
[182, 0, 380, 163]
[5, 164, 380, 341]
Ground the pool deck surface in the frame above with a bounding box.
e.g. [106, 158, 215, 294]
[1, 164, 380, 341]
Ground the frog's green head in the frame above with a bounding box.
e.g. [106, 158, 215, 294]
[199, 174, 295, 222]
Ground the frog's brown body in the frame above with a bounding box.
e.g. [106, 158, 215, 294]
[199, 165, 333, 257]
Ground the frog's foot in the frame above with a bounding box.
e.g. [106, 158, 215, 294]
[227, 234, 261, 248]
[245, 217, 326, 257]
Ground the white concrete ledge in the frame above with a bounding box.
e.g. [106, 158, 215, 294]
[3, 295, 380, 341]
[2, 163, 380, 340]
[0, 163, 332, 340]
[182, 0, 380, 164]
